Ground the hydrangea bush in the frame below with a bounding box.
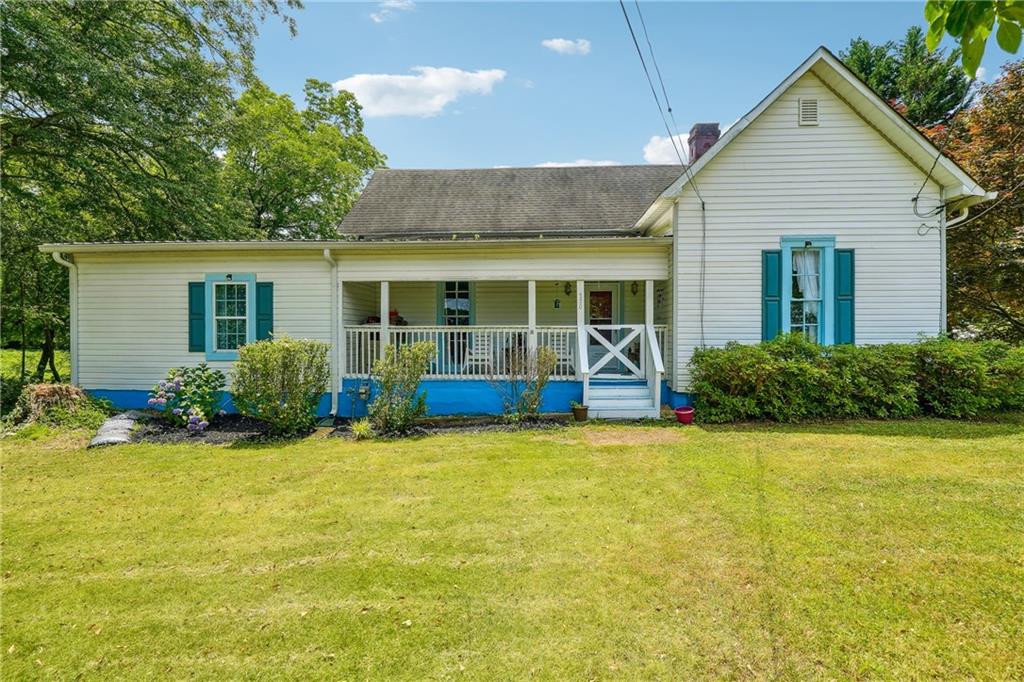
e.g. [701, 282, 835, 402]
[148, 364, 226, 432]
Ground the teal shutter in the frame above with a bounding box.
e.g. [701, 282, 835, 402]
[188, 282, 205, 352]
[762, 250, 782, 340]
[255, 282, 274, 340]
[835, 250, 855, 344]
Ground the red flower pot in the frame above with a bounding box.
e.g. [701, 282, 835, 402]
[673, 406, 695, 425]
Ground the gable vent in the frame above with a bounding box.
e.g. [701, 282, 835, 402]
[798, 98, 819, 126]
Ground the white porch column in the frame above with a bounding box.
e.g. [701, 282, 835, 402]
[576, 280, 585, 326]
[379, 281, 390, 358]
[338, 279, 346, 379]
[645, 280, 654, 326]
[527, 280, 537, 354]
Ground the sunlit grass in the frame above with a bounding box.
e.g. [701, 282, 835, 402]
[3, 419, 1023, 679]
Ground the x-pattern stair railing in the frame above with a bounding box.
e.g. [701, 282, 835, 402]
[586, 325, 643, 378]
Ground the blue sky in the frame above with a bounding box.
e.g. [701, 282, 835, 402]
[253, 2, 1015, 169]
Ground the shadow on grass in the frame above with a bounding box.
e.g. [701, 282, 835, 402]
[699, 413, 1024, 440]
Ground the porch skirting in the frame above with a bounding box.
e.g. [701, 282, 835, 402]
[87, 383, 691, 420]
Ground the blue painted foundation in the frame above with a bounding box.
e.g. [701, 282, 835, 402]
[88, 382, 690, 419]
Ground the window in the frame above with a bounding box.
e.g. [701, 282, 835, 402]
[214, 282, 248, 351]
[789, 249, 821, 341]
[443, 281, 471, 326]
[204, 273, 256, 361]
[780, 236, 835, 345]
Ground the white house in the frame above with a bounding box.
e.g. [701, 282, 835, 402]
[40, 47, 991, 419]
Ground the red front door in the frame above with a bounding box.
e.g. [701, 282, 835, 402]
[588, 290, 613, 345]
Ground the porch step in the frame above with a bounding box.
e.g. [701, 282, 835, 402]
[586, 383, 659, 419]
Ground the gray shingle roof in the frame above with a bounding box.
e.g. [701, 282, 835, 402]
[339, 165, 684, 239]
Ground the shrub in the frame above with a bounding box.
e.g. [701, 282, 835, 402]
[368, 341, 435, 435]
[1, 375, 27, 418]
[914, 336, 991, 417]
[989, 346, 1024, 411]
[488, 346, 557, 422]
[350, 418, 375, 440]
[148, 364, 226, 432]
[690, 335, 1024, 423]
[232, 336, 332, 435]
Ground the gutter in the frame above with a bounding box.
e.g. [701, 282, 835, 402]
[51, 252, 79, 385]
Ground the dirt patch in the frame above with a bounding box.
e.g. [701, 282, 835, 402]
[132, 413, 284, 445]
[581, 426, 687, 447]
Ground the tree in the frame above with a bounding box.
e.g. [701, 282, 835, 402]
[221, 80, 386, 239]
[924, 0, 1023, 77]
[0, 0, 298, 367]
[934, 61, 1024, 340]
[841, 26, 972, 126]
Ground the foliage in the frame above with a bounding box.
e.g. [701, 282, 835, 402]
[0, 0, 299, 353]
[487, 346, 557, 422]
[841, 26, 972, 126]
[691, 334, 1022, 423]
[924, 0, 1023, 77]
[2, 383, 111, 433]
[929, 61, 1024, 342]
[231, 336, 331, 435]
[148, 364, 227, 432]
[223, 80, 385, 239]
[350, 418, 375, 441]
[368, 342, 436, 435]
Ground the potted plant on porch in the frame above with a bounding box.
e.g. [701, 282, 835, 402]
[570, 400, 588, 422]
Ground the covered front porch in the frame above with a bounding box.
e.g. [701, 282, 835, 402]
[338, 279, 670, 418]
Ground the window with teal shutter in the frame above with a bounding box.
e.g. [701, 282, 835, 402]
[834, 250, 855, 344]
[203, 273, 256, 361]
[762, 250, 782, 340]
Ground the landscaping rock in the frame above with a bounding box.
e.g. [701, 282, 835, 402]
[89, 411, 143, 448]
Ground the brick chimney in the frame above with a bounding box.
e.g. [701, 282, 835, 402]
[687, 122, 720, 163]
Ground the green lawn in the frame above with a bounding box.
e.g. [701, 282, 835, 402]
[3, 419, 1023, 679]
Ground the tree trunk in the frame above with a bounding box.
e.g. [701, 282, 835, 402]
[20, 279, 27, 377]
[34, 327, 61, 382]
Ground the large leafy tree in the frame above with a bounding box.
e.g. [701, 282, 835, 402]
[0, 0, 298, 371]
[924, 0, 1023, 77]
[222, 80, 385, 239]
[841, 25, 972, 126]
[934, 61, 1024, 341]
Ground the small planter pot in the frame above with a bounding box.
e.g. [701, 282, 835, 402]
[572, 406, 589, 422]
[673, 406, 695, 425]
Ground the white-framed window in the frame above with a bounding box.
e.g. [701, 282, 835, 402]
[789, 248, 822, 342]
[443, 281, 472, 326]
[214, 281, 249, 351]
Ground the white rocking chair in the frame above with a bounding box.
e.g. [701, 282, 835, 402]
[547, 335, 575, 375]
[462, 332, 494, 375]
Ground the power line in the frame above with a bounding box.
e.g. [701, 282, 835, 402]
[947, 177, 1024, 230]
[912, 80, 977, 218]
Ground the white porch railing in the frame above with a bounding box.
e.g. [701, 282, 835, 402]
[345, 325, 583, 380]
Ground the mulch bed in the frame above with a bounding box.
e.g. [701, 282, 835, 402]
[332, 414, 573, 439]
[132, 412, 278, 445]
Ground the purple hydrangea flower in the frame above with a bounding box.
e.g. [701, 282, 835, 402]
[147, 398, 157, 405]
[172, 408, 182, 415]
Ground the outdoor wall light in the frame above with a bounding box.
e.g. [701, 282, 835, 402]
[631, 281, 639, 296]
[563, 282, 572, 295]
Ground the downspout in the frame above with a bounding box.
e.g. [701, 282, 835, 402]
[939, 207, 949, 334]
[51, 252, 79, 385]
[323, 248, 338, 417]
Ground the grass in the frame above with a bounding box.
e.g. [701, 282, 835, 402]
[1, 349, 71, 380]
[3, 419, 1023, 679]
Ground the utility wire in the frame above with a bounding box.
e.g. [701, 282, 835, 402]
[912, 80, 976, 218]
[946, 177, 1024, 230]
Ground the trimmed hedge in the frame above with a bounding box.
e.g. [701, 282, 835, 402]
[690, 334, 1024, 423]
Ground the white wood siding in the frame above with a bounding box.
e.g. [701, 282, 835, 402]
[75, 252, 332, 390]
[671, 72, 943, 388]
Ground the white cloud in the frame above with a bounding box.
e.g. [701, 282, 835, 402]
[535, 159, 621, 167]
[643, 134, 688, 164]
[334, 67, 506, 117]
[976, 66, 987, 81]
[541, 38, 591, 56]
[370, 0, 414, 23]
